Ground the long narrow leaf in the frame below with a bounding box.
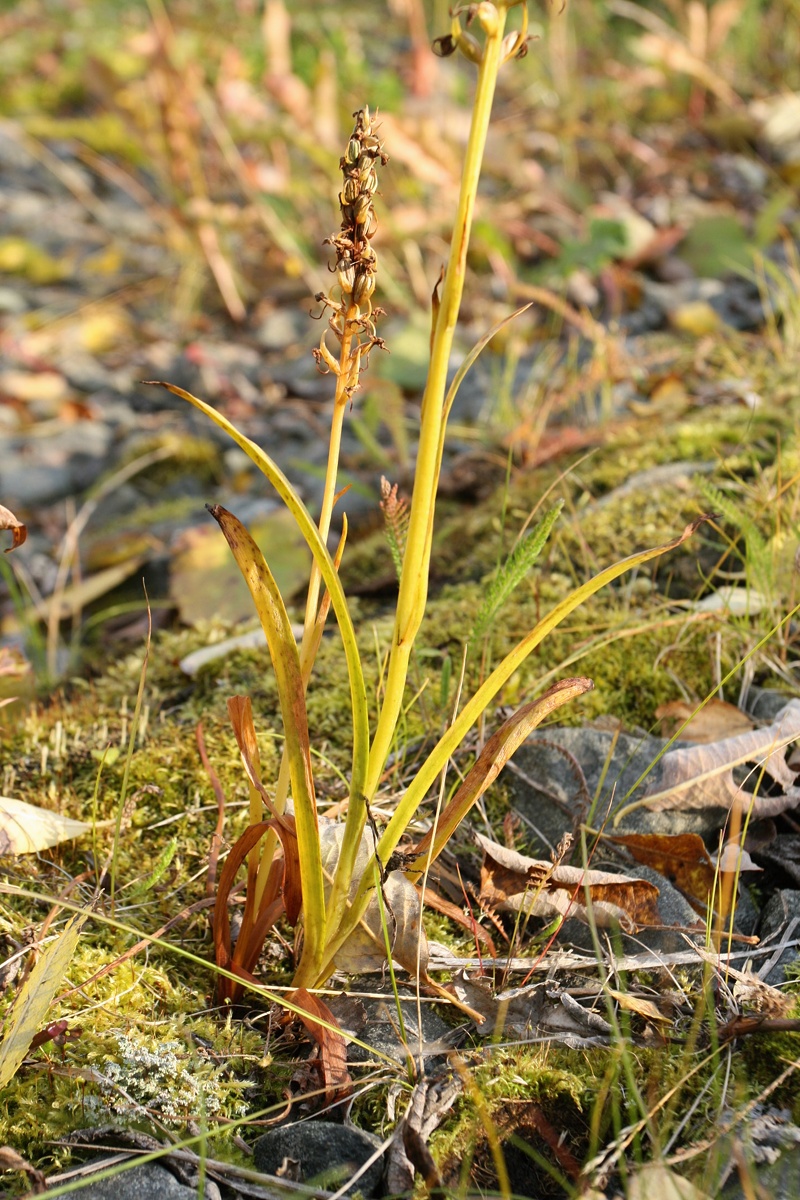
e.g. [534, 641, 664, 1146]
[209, 504, 326, 984]
[322, 517, 708, 975]
[409, 677, 593, 873]
[144, 382, 369, 817]
[377, 516, 709, 869]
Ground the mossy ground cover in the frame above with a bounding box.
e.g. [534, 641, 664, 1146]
[3, 0, 800, 1194]
[4, 333, 800, 1193]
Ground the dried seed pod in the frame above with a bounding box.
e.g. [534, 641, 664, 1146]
[433, 34, 457, 56]
[338, 267, 355, 295]
[359, 170, 379, 195]
[342, 176, 361, 204]
[351, 194, 372, 226]
[352, 271, 376, 305]
[457, 31, 483, 63]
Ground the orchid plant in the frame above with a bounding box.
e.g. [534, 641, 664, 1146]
[147, 1, 701, 1009]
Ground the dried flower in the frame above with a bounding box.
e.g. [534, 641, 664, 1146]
[313, 107, 388, 399]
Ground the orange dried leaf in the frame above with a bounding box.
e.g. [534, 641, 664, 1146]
[656, 698, 754, 743]
[609, 832, 717, 914]
[291, 987, 352, 1106]
[478, 836, 663, 931]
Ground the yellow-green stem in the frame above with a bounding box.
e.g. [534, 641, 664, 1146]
[364, 8, 509, 801]
[271, 314, 357, 824]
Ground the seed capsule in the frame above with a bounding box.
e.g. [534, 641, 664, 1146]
[346, 138, 361, 164]
[351, 194, 372, 225]
[342, 176, 361, 204]
[353, 271, 376, 305]
[337, 261, 356, 293]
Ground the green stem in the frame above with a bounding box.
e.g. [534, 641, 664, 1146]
[364, 9, 509, 800]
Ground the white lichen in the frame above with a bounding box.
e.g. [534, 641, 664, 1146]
[97, 1032, 248, 1126]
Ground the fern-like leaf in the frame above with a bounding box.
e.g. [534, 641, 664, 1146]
[697, 479, 772, 593]
[380, 477, 410, 582]
[471, 501, 564, 642]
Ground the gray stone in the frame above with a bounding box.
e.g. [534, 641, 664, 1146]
[508, 726, 731, 844]
[758, 890, 800, 984]
[67, 1161, 215, 1200]
[253, 1121, 384, 1198]
[255, 307, 309, 352]
[745, 686, 794, 723]
[345, 985, 461, 1068]
[0, 286, 27, 314]
[721, 1141, 800, 1199]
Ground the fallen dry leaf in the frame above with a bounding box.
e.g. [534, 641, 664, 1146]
[0, 504, 26, 553]
[320, 822, 429, 975]
[609, 832, 717, 914]
[0, 1146, 46, 1192]
[616, 700, 800, 823]
[477, 835, 663, 931]
[627, 1162, 711, 1200]
[291, 987, 352, 1106]
[0, 797, 99, 855]
[606, 989, 672, 1025]
[656, 698, 754, 743]
[452, 973, 613, 1043]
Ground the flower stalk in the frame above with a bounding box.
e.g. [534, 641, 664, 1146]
[364, 1, 529, 800]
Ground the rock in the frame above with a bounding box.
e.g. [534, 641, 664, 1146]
[345, 984, 461, 1068]
[508, 726, 731, 843]
[721, 1141, 800, 1200]
[67, 1161, 217, 1200]
[255, 306, 309, 352]
[757, 890, 800, 984]
[253, 1121, 385, 1197]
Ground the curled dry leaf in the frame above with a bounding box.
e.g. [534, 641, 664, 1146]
[477, 834, 663, 931]
[618, 700, 800, 823]
[0, 504, 26, 552]
[0, 1147, 46, 1191]
[606, 989, 673, 1025]
[290, 987, 352, 1106]
[626, 1162, 712, 1200]
[319, 821, 429, 975]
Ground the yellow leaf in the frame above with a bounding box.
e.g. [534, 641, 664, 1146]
[669, 300, 721, 336]
[607, 989, 672, 1024]
[0, 914, 83, 1088]
[0, 796, 96, 855]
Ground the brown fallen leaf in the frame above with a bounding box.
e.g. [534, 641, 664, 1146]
[0, 504, 26, 552]
[320, 822, 429, 976]
[609, 832, 717, 914]
[477, 835, 663, 931]
[656, 698, 755, 743]
[626, 1162, 711, 1200]
[0, 1146, 46, 1193]
[606, 989, 672, 1025]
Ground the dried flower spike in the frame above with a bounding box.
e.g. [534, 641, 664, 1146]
[313, 106, 388, 399]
